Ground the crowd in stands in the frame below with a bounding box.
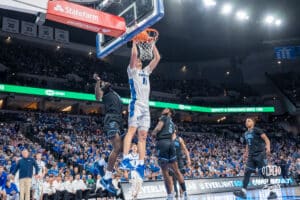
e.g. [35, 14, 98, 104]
[269, 71, 300, 107]
[0, 110, 299, 199]
[0, 40, 264, 106]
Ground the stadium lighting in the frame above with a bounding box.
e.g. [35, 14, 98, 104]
[264, 15, 274, 24]
[221, 3, 233, 15]
[236, 10, 249, 21]
[62, 106, 72, 112]
[264, 15, 282, 26]
[275, 19, 282, 26]
[5, 36, 11, 44]
[203, 0, 217, 7]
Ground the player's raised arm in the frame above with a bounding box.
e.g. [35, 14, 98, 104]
[148, 44, 161, 72]
[93, 73, 103, 101]
[179, 137, 191, 167]
[129, 41, 138, 69]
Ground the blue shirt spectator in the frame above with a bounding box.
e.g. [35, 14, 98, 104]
[0, 166, 7, 188]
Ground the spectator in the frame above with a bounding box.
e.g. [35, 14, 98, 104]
[41, 175, 57, 200]
[12, 149, 39, 200]
[62, 176, 75, 200]
[0, 165, 8, 189]
[72, 174, 89, 200]
[2, 178, 19, 200]
[53, 175, 65, 200]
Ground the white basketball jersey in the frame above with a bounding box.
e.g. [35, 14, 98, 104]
[128, 152, 139, 167]
[36, 160, 45, 175]
[127, 65, 151, 103]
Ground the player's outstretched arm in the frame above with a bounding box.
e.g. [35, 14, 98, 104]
[148, 44, 161, 72]
[93, 73, 103, 101]
[129, 41, 138, 69]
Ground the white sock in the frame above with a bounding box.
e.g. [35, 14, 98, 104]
[123, 154, 130, 160]
[104, 171, 112, 180]
[167, 193, 174, 200]
[139, 160, 144, 165]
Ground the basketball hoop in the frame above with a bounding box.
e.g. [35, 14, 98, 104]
[133, 28, 159, 61]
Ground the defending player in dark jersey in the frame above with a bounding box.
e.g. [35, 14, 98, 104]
[152, 109, 188, 200]
[93, 73, 123, 194]
[170, 127, 191, 198]
[234, 117, 273, 199]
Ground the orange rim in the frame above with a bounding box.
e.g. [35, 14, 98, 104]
[133, 28, 159, 43]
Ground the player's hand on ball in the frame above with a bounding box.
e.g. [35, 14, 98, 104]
[93, 73, 101, 81]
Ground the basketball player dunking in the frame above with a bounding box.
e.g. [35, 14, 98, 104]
[120, 40, 161, 182]
[152, 109, 188, 200]
[234, 118, 276, 199]
[94, 73, 124, 194]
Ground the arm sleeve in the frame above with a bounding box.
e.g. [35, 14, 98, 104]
[255, 128, 264, 137]
[14, 183, 19, 193]
[12, 161, 20, 175]
[159, 115, 167, 123]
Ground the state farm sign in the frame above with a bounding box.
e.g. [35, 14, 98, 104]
[46, 1, 126, 37]
[53, 3, 99, 22]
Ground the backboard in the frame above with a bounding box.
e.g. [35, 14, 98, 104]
[96, 0, 164, 59]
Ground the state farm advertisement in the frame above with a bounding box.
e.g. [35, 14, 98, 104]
[46, 1, 126, 37]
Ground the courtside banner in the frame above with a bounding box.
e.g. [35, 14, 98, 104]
[46, 1, 126, 37]
[121, 177, 295, 199]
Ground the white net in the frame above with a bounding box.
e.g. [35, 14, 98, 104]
[136, 41, 156, 61]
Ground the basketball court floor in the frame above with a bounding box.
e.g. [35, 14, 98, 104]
[145, 186, 300, 200]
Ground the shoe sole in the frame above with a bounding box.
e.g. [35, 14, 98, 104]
[233, 193, 246, 199]
[100, 179, 117, 195]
